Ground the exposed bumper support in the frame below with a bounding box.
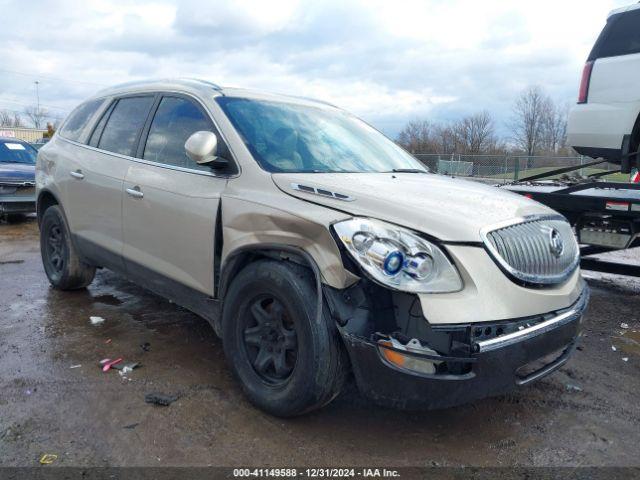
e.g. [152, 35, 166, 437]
[473, 288, 589, 353]
[338, 287, 589, 410]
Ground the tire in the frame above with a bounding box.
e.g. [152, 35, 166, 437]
[222, 259, 347, 417]
[40, 205, 95, 290]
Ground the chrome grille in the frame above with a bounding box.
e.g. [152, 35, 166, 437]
[482, 215, 580, 285]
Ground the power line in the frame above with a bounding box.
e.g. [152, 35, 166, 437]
[0, 97, 70, 112]
[0, 106, 65, 118]
[0, 68, 107, 88]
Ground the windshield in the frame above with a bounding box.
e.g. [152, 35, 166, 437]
[0, 140, 37, 164]
[216, 97, 427, 173]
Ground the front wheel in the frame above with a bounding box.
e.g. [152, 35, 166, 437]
[40, 205, 96, 290]
[222, 259, 347, 417]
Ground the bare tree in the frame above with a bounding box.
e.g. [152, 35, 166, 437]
[454, 111, 497, 154]
[396, 120, 435, 153]
[0, 110, 12, 127]
[24, 106, 49, 129]
[397, 112, 504, 155]
[13, 112, 24, 128]
[510, 86, 547, 157]
[434, 124, 459, 154]
[0, 110, 24, 127]
[540, 101, 568, 154]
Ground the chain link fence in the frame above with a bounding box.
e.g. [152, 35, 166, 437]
[413, 153, 626, 183]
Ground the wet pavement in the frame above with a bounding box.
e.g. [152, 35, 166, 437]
[0, 217, 639, 467]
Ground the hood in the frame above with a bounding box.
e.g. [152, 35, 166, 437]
[0, 163, 36, 184]
[272, 172, 553, 242]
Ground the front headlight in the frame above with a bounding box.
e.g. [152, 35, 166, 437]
[333, 218, 463, 293]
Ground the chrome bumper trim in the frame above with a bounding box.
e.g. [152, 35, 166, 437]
[474, 288, 589, 353]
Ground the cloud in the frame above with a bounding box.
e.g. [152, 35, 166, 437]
[0, 0, 631, 136]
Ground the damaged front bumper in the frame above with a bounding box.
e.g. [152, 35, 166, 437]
[330, 284, 589, 410]
[0, 184, 36, 215]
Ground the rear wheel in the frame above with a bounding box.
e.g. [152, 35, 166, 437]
[222, 259, 347, 417]
[40, 205, 95, 290]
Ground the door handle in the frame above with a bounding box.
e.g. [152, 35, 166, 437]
[126, 186, 144, 199]
[69, 170, 84, 180]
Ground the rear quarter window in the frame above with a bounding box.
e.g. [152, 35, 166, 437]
[589, 9, 640, 60]
[58, 98, 105, 142]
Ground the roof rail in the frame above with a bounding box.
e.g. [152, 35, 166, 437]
[96, 78, 223, 96]
[290, 95, 338, 108]
[182, 78, 223, 91]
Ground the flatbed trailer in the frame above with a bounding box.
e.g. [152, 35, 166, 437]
[500, 163, 640, 277]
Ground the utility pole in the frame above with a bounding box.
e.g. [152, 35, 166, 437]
[34, 81, 40, 113]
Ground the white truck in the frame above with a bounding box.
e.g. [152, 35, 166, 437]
[567, 3, 640, 174]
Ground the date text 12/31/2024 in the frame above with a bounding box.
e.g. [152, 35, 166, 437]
[233, 469, 401, 478]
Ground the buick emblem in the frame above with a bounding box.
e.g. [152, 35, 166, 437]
[548, 228, 564, 258]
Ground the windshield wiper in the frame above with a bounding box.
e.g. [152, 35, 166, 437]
[389, 168, 428, 174]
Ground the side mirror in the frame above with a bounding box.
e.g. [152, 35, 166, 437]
[185, 131, 228, 169]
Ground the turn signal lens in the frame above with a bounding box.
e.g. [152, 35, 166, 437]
[379, 342, 406, 367]
[378, 341, 439, 375]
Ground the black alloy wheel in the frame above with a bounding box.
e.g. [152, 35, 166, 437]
[242, 296, 298, 384]
[39, 205, 95, 290]
[45, 223, 65, 273]
[222, 259, 348, 417]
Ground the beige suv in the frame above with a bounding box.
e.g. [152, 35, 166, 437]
[36, 79, 588, 416]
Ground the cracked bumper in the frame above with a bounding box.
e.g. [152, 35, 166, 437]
[340, 287, 589, 410]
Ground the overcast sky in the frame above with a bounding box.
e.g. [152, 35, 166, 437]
[0, 0, 631, 137]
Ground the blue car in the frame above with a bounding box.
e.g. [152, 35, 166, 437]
[0, 137, 37, 220]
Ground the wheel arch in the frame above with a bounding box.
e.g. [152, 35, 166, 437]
[218, 244, 323, 303]
[36, 189, 61, 226]
[217, 245, 329, 371]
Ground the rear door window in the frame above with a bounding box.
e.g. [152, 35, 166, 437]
[98, 96, 155, 156]
[59, 98, 105, 142]
[142, 96, 214, 171]
[589, 9, 640, 60]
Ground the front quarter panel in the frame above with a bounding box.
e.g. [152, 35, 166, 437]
[221, 190, 358, 289]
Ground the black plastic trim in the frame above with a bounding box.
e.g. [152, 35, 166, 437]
[573, 145, 622, 162]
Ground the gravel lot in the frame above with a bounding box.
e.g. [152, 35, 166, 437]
[0, 218, 639, 467]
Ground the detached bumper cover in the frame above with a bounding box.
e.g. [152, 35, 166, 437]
[340, 288, 589, 409]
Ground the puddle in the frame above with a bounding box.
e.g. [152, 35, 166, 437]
[91, 294, 124, 306]
[613, 330, 640, 357]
